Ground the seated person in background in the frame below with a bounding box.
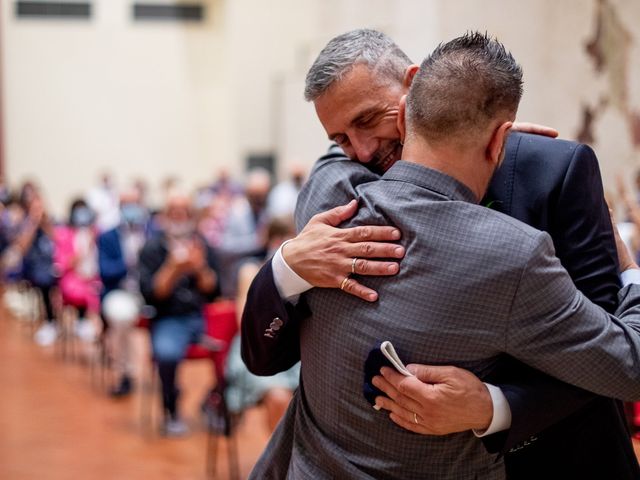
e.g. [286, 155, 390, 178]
[98, 188, 149, 397]
[0, 195, 28, 284]
[267, 165, 306, 218]
[18, 194, 58, 346]
[54, 198, 101, 342]
[138, 190, 220, 436]
[216, 168, 271, 298]
[224, 216, 300, 432]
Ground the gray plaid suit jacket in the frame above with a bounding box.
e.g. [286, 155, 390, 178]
[250, 159, 640, 479]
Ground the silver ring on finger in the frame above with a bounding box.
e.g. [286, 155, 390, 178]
[413, 412, 419, 425]
[351, 257, 358, 274]
[340, 276, 350, 291]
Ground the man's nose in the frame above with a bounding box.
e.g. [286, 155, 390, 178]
[350, 134, 377, 163]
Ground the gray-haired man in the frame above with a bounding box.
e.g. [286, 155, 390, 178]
[242, 30, 638, 478]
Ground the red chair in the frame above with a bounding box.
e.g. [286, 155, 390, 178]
[199, 301, 240, 479]
[632, 402, 640, 439]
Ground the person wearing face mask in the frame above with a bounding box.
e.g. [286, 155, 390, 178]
[54, 198, 101, 342]
[97, 189, 149, 397]
[138, 190, 221, 436]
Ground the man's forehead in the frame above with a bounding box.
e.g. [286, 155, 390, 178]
[330, 64, 387, 95]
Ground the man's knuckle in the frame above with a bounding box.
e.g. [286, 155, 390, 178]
[359, 227, 372, 239]
[358, 259, 368, 274]
[360, 243, 373, 256]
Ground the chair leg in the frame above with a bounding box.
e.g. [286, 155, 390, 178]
[90, 337, 109, 393]
[140, 361, 158, 436]
[204, 389, 242, 480]
[205, 424, 219, 479]
[55, 307, 69, 361]
[227, 416, 240, 480]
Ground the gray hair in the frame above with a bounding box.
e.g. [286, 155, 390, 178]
[304, 29, 412, 101]
[407, 31, 523, 144]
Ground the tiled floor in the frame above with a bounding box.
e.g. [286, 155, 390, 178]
[0, 297, 270, 480]
[2, 292, 640, 480]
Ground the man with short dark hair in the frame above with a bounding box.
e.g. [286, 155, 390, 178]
[242, 29, 639, 478]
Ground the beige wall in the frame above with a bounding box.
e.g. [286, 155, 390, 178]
[2, 0, 639, 215]
[2, 0, 231, 215]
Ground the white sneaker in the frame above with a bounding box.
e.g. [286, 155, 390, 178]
[162, 417, 189, 437]
[34, 323, 58, 346]
[74, 319, 96, 342]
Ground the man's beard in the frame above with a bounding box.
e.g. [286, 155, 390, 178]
[368, 140, 403, 175]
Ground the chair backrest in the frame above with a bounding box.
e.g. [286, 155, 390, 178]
[203, 300, 238, 380]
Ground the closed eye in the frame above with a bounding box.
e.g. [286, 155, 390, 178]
[333, 134, 350, 147]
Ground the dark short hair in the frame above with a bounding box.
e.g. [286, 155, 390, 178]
[406, 31, 523, 144]
[304, 29, 412, 101]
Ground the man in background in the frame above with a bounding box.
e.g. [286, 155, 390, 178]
[139, 191, 220, 435]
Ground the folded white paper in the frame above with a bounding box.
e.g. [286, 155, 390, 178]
[380, 341, 414, 377]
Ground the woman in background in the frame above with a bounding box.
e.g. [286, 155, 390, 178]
[54, 198, 101, 342]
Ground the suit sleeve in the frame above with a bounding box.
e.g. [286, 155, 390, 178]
[506, 232, 640, 400]
[550, 143, 620, 311]
[240, 148, 379, 375]
[240, 260, 308, 375]
[483, 142, 622, 453]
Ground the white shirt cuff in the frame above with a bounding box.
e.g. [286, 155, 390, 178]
[272, 240, 314, 302]
[621, 268, 640, 287]
[473, 383, 512, 437]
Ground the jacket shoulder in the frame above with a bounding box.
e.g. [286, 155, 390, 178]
[507, 132, 594, 168]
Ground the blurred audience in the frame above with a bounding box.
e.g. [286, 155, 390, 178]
[0, 167, 303, 438]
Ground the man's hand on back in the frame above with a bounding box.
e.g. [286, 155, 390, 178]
[511, 122, 559, 138]
[372, 364, 493, 435]
[283, 200, 405, 302]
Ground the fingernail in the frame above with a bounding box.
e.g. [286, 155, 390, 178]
[392, 230, 401, 239]
[373, 403, 381, 411]
[368, 293, 378, 302]
[394, 246, 404, 256]
[387, 264, 398, 274]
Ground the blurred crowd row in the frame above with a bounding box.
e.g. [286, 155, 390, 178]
[0, 165, 305, 436]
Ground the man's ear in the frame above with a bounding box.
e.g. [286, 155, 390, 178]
[486, 121, 513, 165]
[402, 65, 419, 90]
[397, 95, 408, 144]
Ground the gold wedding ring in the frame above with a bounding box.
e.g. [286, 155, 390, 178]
[413, 412, 419, 425]
[351, 257, 358, 274]
[340, 276, 350, 291]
